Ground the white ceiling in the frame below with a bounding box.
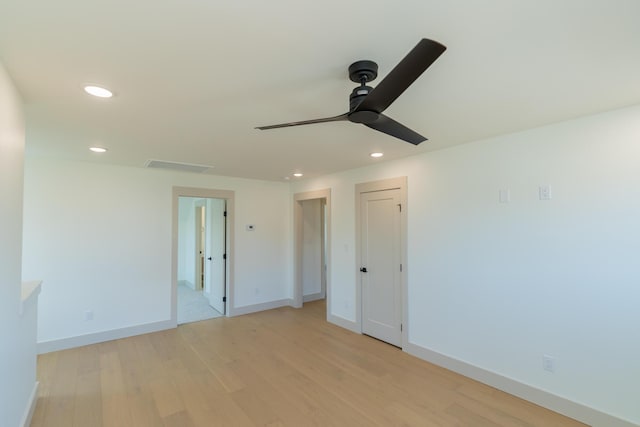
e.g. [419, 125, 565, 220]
[1, 0, 639, 181]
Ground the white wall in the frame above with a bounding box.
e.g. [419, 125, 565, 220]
[0, 63, 37, 427]
[292, 104, 640, 425]
[302, 199, 323, 298]
[22, 159, 292, 346]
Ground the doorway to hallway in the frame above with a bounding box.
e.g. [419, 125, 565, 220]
[177, 196, 226, 323]
[172, 187, 235, 325]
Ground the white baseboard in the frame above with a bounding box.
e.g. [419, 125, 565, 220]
[38, 320, 175, 354]
[327, 313, 360, 334]
[404, 342, 637, 427]
[303, 292, 324, 303]
[178, 280, 195, 290]
[37, 297, 298, 353]
[20, 381, 39, 427]
[230, 298, 294, 316]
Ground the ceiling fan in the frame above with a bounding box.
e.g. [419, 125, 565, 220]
[256, 38, 446, 145]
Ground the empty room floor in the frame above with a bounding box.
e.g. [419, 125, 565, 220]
[30, 300, 586, 426]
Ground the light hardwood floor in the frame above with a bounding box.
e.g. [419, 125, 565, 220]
[31, 300, 586, 426]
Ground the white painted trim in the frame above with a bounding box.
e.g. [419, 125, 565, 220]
[404, 342, 637, 427]
[20, 381, 39, 427]
[20, 280, 42, 316]
[37, 320, 175, 354]
[230, 299, 294, 317]
[327, 314, 360, 334]
[303, 292, 324, 303]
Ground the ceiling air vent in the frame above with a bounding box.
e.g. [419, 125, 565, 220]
[144, 159, 213, 174]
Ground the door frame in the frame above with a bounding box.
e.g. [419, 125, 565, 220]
[355, 177, 408, 347]
[172, 186, 235, 324]
[293, 189, 331, 315]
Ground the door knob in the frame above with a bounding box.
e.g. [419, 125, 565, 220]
[207, 257, 212, 261]
[360, 267, 368, 273]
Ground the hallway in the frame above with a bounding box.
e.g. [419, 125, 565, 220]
[177, 283, 222, 324]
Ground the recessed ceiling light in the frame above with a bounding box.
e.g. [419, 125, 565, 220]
[84, 85, 113, 98]
[293, 173, 303, 177]
[89, 147, 108, 153]
[370, 152, 384, 158]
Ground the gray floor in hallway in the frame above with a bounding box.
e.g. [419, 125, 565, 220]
[177, 283, 223, 324]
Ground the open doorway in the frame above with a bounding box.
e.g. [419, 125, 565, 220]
[172, 187, 235, 325]
[177, 196, 226, 323]
[294, 189, 331, 315]
[301, 198, 327, 303]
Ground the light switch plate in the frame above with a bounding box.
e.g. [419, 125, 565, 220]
[539, 185, 552, 200]
[499, 189, 510, 203]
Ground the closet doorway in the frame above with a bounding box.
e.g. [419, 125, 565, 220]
[293, 189, 331, 313]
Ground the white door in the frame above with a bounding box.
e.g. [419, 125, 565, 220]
[206, 198, 226, 314]
[360, 189, 402, 346]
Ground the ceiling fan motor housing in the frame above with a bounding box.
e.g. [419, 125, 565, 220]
[349, 86, 379, 123]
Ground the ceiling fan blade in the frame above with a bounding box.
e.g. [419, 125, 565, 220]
[354, 38, 446, 114]
[256, 113, 349, 130]
[365, 114, 427, 145]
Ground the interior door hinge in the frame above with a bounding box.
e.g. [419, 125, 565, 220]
[398, 203, 402, 212]
[223, 211, 227, 217]
[400, 264, 403, 272]
[223, 254, 227, 260]
[400, 323, 403, 332]
[223, 296, 227, 302]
